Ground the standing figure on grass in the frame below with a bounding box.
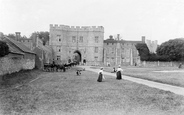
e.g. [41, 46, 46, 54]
[116, 65, 123, 80]
[111, 67, 116, 73]
[97, 67, 105, 82]
[178, 63, 182, 69]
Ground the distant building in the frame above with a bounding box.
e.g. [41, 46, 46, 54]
[49, 24, 159, 66]
[144, 36, 158, 53]
[49, 24, 104, 65]
[103, 35, 144, 66]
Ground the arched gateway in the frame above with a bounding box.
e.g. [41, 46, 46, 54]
[73, 50, 82, 63]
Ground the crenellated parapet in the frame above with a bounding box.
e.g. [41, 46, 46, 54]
[50, 24, 104, 32]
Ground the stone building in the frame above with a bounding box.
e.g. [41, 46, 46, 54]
[49, 24, 104, 65]
[0, 36, 36, 76]
[103, 35, 145, 66]
[16, 32, 53, 69]
[49, 24, 158, 66]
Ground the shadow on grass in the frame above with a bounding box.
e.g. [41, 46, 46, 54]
[0, 68, 43, 89]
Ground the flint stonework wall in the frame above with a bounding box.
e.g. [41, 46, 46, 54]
[0, 56, 35, 77]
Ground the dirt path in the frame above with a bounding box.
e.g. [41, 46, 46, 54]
[81, 66, 184, 97]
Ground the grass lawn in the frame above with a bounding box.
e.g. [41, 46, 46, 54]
[0, 69, 42, 89]
[0, 67, 184, 115]
[91, 66, 184, 88]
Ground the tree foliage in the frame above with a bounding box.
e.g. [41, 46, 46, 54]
[0, 41, 9, 57]
[156, 39, 184, 61]
[7, 34, 16, 40]
[135, 43, 150, 61]
[30, 31, 49, 45]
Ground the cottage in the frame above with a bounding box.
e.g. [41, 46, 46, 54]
[0, 36, 36, 76]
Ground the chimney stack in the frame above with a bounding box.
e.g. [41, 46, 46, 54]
[109, 35, 113, 39]
[142, 36, 145, 43]
[15, 32, 21, 41]
[117, 34, 120, 40]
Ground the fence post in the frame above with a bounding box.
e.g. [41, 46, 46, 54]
[170, 61, 172, 67]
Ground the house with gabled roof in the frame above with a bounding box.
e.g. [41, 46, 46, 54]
[15, 32, 53, 69]
[0, 36, 36, 76]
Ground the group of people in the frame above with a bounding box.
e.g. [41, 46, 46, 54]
[97, 65, 123, 82]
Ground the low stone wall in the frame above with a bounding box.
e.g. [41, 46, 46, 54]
[139, 61, 181, 67]
[0, 56, 35, 76]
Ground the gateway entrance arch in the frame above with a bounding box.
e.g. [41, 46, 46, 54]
[73, 50, 82, 63]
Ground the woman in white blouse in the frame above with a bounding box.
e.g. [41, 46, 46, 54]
[97, 67, 105, 82]
[116, 65, 123, 80]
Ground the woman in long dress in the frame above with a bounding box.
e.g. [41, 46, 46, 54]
[116, 65, 123, 80]
[97, 67, 104, 82]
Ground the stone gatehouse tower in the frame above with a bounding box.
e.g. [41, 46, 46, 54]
[49, 24, 104, 65]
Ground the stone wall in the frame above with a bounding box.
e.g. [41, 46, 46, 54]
[139, 61, 181, 67]
[0, 56, 35, 76]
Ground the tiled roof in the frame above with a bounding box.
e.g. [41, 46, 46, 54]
[104, 39, 142, 44]
[4, 37, 35, 54]
[38, 45, 52, 53]
[119, 40, 142, 43]
[0, 40, 24, 55]
[104, 39, 117, 43]
[7, 42, 24, 55]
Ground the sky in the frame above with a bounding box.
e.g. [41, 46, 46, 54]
[1, 0, 184, 44]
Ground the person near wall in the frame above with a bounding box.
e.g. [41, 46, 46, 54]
[116, 65, 123, 80]
[178, 63, 182, 69]
[97, 67, 105, 82]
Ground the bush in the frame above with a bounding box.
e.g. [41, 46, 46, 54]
[157, 55, 170, 62]
[148, 53, 158, 61]
[0, 41, 9, 57]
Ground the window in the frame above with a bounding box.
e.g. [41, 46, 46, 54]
[94, 47, 98, 53]
[72, 36, 76, 43]
[57, 46, 61, 52]
[57, 56, 61, 60]
[94, 56, 98, 61]
[79, 36, 83, 42]
[57, 35, 61, 42]
[95, 36, 99, 43]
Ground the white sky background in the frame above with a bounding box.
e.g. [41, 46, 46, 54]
[1, 0, 184, 44]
